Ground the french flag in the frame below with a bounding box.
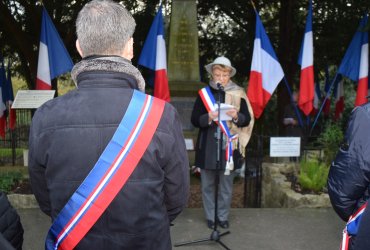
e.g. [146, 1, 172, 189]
[311, 81, 321, 115]
[138, 6, 170, 102]
[0, 60, 7, 138]
[247, 10, 284, 119]
[334, 76, 344, 120]
[297, 0, 314, 116]
[5, 61, 16, 130]
[323, 66, 331, 116]
[36, 7, 73, 90]
[338, 14, 368, 107]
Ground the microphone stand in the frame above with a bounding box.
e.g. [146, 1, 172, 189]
[174, 83, 231, 250]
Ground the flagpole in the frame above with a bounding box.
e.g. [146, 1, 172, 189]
[282, 77, 304, 128]
[310, 72, 340, 134]
[250, 0, 257, 11]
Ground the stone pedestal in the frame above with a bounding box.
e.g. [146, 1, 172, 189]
[168, 0, 203, 96]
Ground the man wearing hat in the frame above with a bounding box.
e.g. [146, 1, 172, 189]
[191, 56, 254, 229]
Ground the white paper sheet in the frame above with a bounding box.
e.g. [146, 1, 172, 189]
[213, 103, 235, 121]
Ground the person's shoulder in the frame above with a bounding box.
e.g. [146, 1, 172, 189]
[227, 85, 246, 96]
[359, 102, 370, 114]
[32, 90, 78, 128]
[350, 103, 370, 119]
[162, 100, 178, 119]
[150, 97, 180, 130]
[35, 89, 77, 113]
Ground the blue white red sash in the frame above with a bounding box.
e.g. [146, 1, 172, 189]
[199, 86, 238, 175]
[340, 202, 367, 250]
[45, 91, 165, 250]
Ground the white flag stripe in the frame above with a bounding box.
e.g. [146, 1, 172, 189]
[359, 43, 369, 79]
[301, 31, 313, 69]
[336, 81, 344, 101]
[155, 35, 167, 71]
[313, 90, 319, 109]
[0, 88, 6, 115]
[37, 42, 51, 85]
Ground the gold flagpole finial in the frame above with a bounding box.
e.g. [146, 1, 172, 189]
[250, 0, 257, 11]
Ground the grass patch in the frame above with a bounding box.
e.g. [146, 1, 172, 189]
[0, 148, 25, 158]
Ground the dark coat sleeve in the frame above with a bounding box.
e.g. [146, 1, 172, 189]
[28, 110, 52, 216]
[328, 106, 370, 221]
[162, 104, 190, 222]
[0, 192, 23, 250]
[191, 94, 211, 128]
[233, 98, 251, 127]
[0, 233, 15, 250]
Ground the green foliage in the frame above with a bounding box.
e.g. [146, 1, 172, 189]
[298, 160, 329, 193]
[0, 171, 23, 193]
[57, 76, 77, 96]
[317, 122, 344, 166]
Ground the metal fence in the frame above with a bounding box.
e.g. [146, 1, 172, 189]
[243, 134, 264, 208]
[1, 114, 325, 208]
[0, 110, 32, 166]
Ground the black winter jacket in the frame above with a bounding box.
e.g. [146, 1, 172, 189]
[191, 86, 251, 170]
[28, 57, 189, 250]
[328, 103, 370, 250]
[0, 192, 23, 250]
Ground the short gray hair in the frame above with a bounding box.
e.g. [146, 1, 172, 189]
[76, 0, 136, 57]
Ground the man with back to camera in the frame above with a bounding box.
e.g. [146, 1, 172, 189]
[28, 1, 189, 249]
[328, 102, 370, 250]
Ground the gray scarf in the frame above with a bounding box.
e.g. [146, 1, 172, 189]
[209, 80, 242, 92]
[71, 56, 146, 91]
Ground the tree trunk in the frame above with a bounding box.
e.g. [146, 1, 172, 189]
[0, 2, 39, 89]
[276, 0, 301, 135]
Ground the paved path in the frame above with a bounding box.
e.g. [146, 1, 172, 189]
[19, 208, 343, 250]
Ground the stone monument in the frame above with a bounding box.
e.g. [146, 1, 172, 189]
[167, 0, 204, 164]
[167, 0, 204, 96]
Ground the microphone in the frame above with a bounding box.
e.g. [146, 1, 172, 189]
[216, 82, 224, 91]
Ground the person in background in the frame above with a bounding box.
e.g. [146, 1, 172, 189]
[191, 56, 254, 229]
[328, 103, 370, 250]
[283, 91, 304, 138]
[283, 91, 305, 161]
[28, 1, 189, 249]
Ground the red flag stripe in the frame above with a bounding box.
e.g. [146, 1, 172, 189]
[298, 66, 314, 115]
[36, 78, 52, 90]
[247, 71, 272, 119]
[355, 77, 368, 106]
[154, 69, 170, 102]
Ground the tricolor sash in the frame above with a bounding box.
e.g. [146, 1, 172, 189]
[340, 202, 367, 250]
[45, 90, 165, 250]
[199, 86, 238, 175]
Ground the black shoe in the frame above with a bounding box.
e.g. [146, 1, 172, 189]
[219, 220, 229, 229]
[207, 220, 214, 229]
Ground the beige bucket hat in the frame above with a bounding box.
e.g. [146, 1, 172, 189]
[204, 56, 236, 77]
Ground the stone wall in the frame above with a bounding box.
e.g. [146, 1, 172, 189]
[7, 193, 39, 209]
[261, 163, 331, 208]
